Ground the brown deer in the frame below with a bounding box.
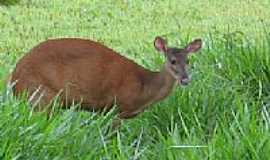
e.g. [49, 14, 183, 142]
[10, 36, 202, 128]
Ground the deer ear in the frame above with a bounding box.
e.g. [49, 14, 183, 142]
[185, 39, 202, 54]
[154, 36, 167, 53]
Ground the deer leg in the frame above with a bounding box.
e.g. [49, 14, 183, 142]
[28, 86, 59, 119]
[111, 109, 140, 131]
[112, 116, 122, 131]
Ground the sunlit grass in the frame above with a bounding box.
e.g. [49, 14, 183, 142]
[0, 0, 270, 159]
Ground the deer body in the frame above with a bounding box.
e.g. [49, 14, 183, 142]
[11, 37, 202, 119]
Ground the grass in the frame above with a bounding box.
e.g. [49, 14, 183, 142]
[0, 0, 270, 159]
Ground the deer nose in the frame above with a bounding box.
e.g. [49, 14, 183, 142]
[180, 77, 190, 85]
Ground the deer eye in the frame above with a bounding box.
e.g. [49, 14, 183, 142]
[171, 59, 176, 65]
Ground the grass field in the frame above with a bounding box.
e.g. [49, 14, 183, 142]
[1, 0, 270, 159]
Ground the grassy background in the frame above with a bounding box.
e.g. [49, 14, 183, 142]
[1, 0, 270, 159]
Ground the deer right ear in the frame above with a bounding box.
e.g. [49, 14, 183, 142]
[154, 36, 167, 53]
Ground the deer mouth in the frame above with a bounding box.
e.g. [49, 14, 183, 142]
[179, 78, 190, 86]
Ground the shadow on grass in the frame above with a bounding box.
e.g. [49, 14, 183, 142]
[0, 0, 20, 6]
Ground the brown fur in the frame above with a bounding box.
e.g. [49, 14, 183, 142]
[11, 37, 202, 120]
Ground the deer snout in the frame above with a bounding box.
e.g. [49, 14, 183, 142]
[180, 77, 190, 86]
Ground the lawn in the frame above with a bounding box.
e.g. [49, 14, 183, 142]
[0, 0, 270, 159]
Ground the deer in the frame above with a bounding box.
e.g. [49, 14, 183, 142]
[10, 36, 202, 129]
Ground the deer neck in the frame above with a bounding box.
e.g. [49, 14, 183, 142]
[145, 65, 176, 102]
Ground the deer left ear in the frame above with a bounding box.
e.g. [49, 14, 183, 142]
[185, 39, 202, 54]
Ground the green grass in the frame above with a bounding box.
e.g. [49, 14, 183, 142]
[1, 0, 270, 159]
